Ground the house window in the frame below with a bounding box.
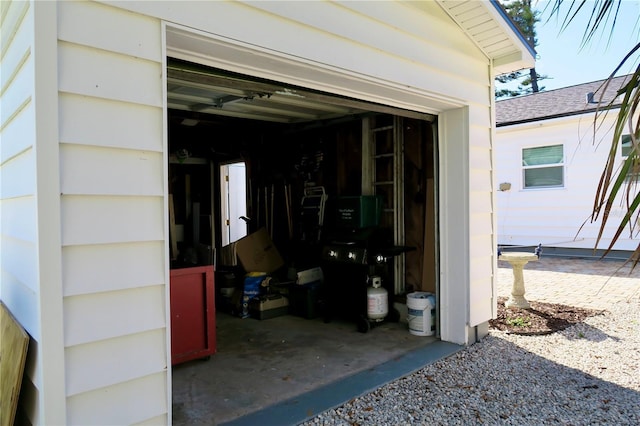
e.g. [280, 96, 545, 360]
[621, 134, 640, 179]
[522, 144, 564, 189]
[622, 134, 635, 156]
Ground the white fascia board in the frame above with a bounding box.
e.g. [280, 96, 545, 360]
[484, 1, 536, 70]
[493, 51, 535, 76]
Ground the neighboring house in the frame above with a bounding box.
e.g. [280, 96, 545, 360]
[495, 75, 637, 256]
[0, 1, 533, 424]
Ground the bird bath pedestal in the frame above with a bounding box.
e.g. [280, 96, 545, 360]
[498, 252, 539, 309]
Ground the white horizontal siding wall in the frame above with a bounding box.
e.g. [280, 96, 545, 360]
[108, 0, 489, 111]
[56, 1, 168, 424]
[1, 0, 34, 337]
[468, 103, 496, 329]
[439, 102, 495, 345]
[1, 0, 40, 421]
[1, 1, 65, 424]
[1, 0, 518, 422]
[495, 113, 638, 252]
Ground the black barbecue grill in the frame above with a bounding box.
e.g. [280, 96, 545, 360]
[321, 226, 414, 332]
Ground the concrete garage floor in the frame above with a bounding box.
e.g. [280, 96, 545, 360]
[171, 310, 452, 425]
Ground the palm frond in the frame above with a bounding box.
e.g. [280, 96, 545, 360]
[549, 1, 640, 267]
[592, 69, 640, 259]
[551, 0, 620, 47]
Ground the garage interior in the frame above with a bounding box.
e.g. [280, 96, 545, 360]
[166, 59, 441, 425]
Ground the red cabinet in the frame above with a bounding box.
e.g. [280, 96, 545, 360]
[170, 266, 216, 365]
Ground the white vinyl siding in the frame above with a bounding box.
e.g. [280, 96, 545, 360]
[64, 286, 166, 348]
[62, 241, 165, 296]
[468, 104, 495, 329]
[114, 0, 489, 111]
[66, 372, 168, 425]
[59, 94, 163, 151]
[240, 1, 488, 101]
[56, 1, 167, 424]
[496, 115, 638, 252]
[65, 329, 167, 397]
[1, 0, 34, 250]
[1, 2, 62, 424]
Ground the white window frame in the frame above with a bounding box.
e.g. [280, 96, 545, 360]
[621, 134, 640, 158]
[521, 144, 565, 189]
[621, 134, 640, 180]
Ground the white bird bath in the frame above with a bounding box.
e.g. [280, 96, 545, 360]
[498, 252, 539, 309]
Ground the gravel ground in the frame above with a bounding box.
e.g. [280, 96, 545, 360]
[301, 298, 640, 425]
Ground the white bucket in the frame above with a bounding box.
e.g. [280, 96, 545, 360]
[406, 292, 436, 336]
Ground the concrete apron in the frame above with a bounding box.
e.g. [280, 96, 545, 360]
[172, 311, 459, 425]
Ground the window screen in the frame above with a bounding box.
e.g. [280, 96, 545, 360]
[522, 144, 564, 188]
[621, 134, 640, 180]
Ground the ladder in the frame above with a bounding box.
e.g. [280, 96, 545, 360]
[363, 115, 406, 294]
[300, 186, 328, 241]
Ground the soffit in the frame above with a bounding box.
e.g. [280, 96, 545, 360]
[436, 0, 536, 75]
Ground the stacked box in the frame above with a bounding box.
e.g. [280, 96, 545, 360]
[249, 294, 289, 320]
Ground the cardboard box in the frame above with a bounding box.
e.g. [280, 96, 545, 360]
[235, 227, 284, 273]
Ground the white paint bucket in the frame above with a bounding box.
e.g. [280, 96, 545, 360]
[406, 292, 436, 336]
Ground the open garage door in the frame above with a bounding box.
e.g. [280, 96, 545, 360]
[166, 58, 438, 297]
[166, 56, 440, 425]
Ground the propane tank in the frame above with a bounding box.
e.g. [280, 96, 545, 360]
[367, 276, 388, 321]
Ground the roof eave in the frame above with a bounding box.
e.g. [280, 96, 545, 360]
[487, 0, 536, 74]
[436, 0, 536, 76]
[488, 0, 537, 56]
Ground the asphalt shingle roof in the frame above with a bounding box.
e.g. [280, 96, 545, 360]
[495, 75, 631, 126]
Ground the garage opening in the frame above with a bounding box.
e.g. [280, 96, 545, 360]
[166, 58, 439, 424]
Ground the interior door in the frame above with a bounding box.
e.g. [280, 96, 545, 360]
[220, 162, 247, 246]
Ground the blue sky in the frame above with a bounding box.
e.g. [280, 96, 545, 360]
[531, 0, 640, 91]
[498, 0, 640, 90]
